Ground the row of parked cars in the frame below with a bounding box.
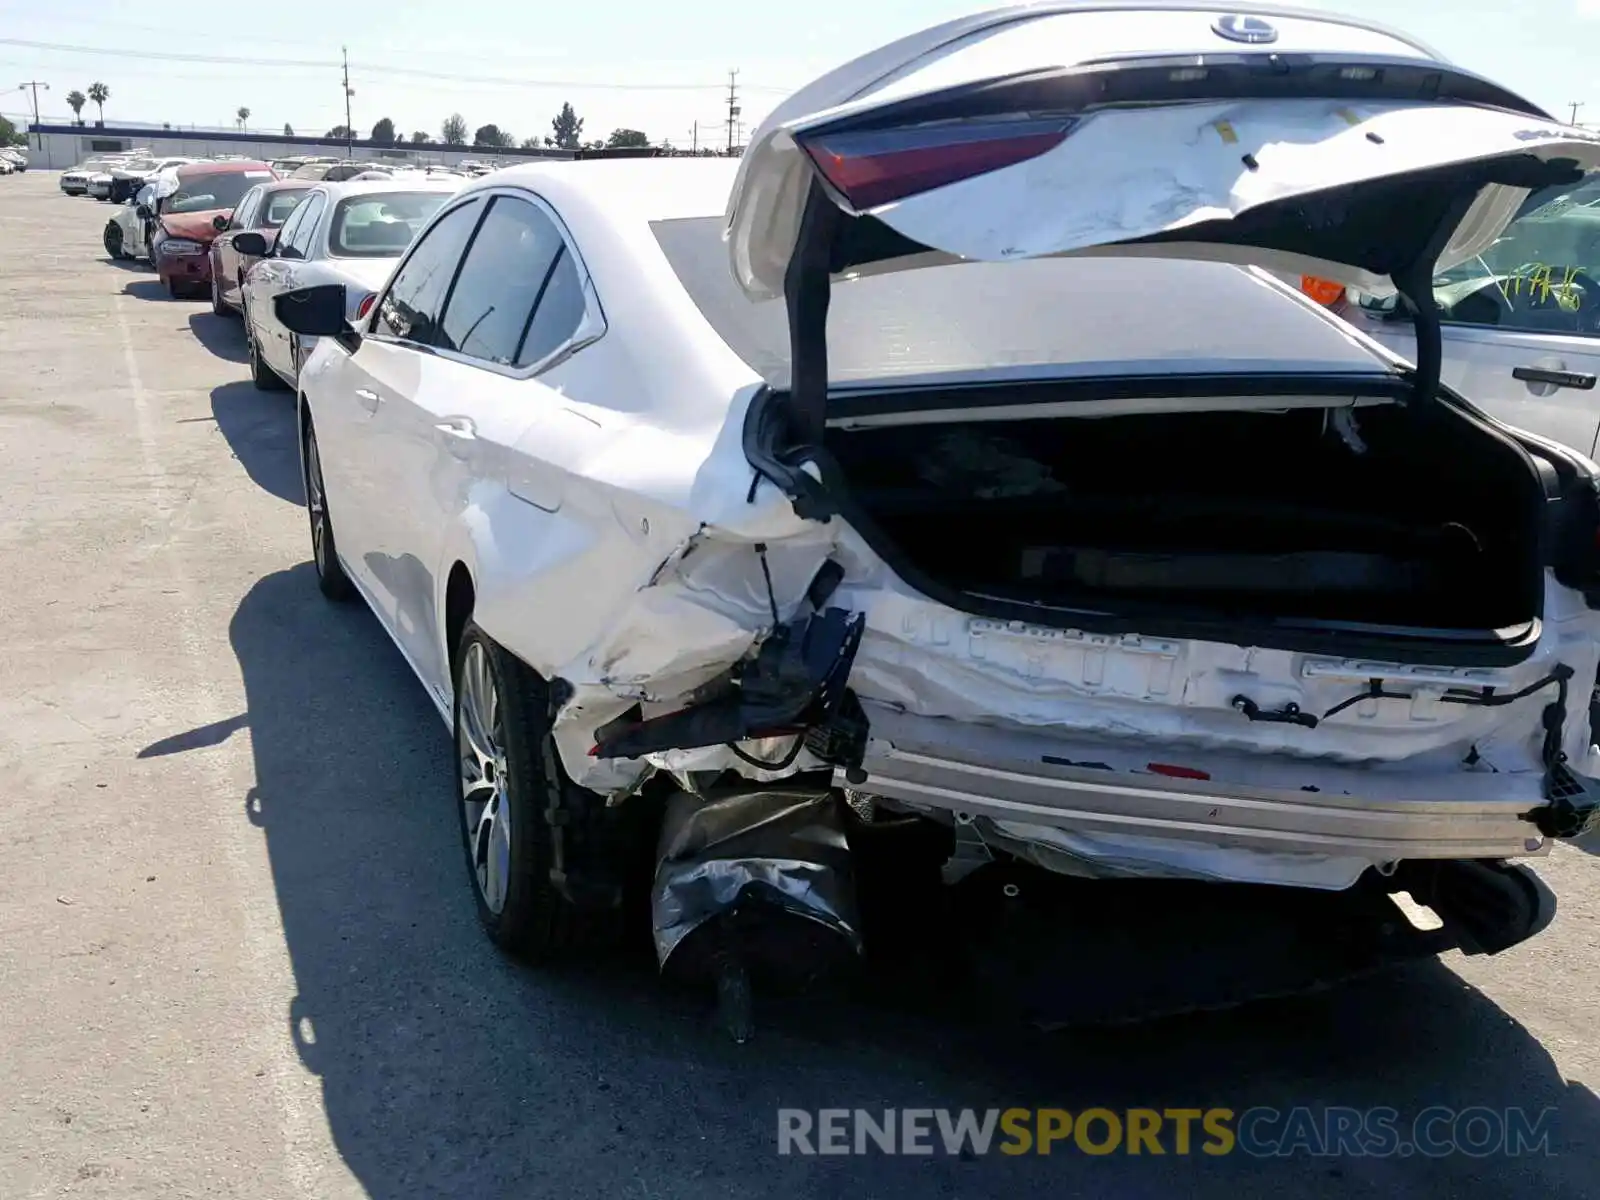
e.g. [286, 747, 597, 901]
[0, 147, 29, 174]
[92, 155, 469, 395]
[84, 3, 1600, 1032]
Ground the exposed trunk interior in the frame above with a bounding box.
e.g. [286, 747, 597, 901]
[823, 397, 1544, 647]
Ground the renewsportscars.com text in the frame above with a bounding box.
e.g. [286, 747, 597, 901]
[776, 1106, 1557, 1158]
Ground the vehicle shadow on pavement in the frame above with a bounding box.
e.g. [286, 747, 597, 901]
[206, 563, 1600, 1200]
[120, 279, 168, 302]
[210, 382, 304, 506]
[188, 312, 248, 364]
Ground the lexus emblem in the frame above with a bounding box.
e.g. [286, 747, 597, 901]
[1212, 14, 1279, 44]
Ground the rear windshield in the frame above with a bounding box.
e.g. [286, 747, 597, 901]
[329, 191, 450, 257]
[261, 188, 309, 227]
[166, 170, 274, 214]
[651, 217, 1392, 387]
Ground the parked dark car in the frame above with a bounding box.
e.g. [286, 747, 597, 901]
[208, 180, 310, 315]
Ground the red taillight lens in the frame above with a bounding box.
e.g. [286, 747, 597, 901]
[800, 118, 1075, 211]
[1146, 763, 1211, 781]
[355, 292, 376, 320]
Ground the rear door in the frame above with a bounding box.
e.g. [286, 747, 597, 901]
[1346, 173, 1600, 458]
[366, 190, 599, 695]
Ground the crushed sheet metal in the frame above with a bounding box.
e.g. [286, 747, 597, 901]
[651, 786, 863, 968]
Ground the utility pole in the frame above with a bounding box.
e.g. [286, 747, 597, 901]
[690, 121, 699, 154]
[725, 69, 740, 154]
[1570, 101, 1586, 126]
[342, 47, 354, 157]
[18, 80, 48, 150]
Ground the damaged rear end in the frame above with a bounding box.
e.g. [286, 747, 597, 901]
[561, 4, 1600, 1015]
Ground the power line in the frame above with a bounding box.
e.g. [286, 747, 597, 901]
[0, 37, 795, 93]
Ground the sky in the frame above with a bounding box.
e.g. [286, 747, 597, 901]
[1, 1, 1598, 148]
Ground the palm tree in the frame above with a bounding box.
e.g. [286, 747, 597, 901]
[86, 82, 110, 125]
[236, 106, 250, 130]
[65, 90, 86, 125]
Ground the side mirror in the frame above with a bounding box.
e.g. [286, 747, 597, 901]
[274, 284, 357, 349]
[212, 213, 229, 232]
[231, 231, 270, 257]
[135, 204, 151, 220]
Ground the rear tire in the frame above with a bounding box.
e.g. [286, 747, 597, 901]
[302, 417, 354, 602]
[453, 622, 632, 961]
[210, 272, 231, 317]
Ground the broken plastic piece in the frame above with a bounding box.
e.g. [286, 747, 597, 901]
[592, 607, 866, 759]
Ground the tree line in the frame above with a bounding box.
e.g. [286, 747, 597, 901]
[328, 103, 665, 152]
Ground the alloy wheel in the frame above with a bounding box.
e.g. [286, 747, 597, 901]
[305, 430, 329, 574]
[457, 642, 512, 914]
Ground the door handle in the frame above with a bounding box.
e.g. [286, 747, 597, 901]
[435, 417, 476, 459]
[435, 417, 476, 439]
[1513, 366, 1597, 390]
[354, 387, 380, 412]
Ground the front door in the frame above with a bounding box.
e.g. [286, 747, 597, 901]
[364, 192, 588, 698]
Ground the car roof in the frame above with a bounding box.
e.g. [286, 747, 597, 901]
[458, 157, 741, 225]
[306, 177, 467, 200]
[180, 159, 273, 176]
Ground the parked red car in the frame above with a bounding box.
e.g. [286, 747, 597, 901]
[149, 160, 278, 298]
[208, 180, 311, 316]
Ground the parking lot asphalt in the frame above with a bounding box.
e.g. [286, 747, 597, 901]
[1, 170, 1598, 1199]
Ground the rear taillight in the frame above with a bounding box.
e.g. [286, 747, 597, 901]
[355, 292, 376, 320]
[799, 117, 1075, 210]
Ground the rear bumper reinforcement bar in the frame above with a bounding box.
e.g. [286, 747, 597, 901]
[838, 739, 1547, 861]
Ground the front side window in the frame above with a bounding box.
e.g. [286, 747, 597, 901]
[229, 186, 263, 231]
[1360, 170, 1600, 336]
[373, 198, 485, 344]
[436, 195, 586, 366]
[328, 191, 451, 258]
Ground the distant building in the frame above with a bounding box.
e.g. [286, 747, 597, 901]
[26, 121, 572, 170]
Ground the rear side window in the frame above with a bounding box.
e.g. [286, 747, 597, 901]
[1359, 169, 1600, 337]
[374, 198, 485, 344]
[436, 196, 576, 365]
[229, 186, 263, 231]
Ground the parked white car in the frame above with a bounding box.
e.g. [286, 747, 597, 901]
[277, 4, 1600, 997]
[238, 178, 463, 390]
[1307, 171, 1600, 460]
[61, 158, 122, 194]
[0, 147, 26, 172]
[104, 172, 180, 262]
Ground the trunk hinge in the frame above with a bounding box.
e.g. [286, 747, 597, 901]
[782, 179, 841, 450]
[1388, 187, 1482, 411]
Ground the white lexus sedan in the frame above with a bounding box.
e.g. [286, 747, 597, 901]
[278, 4, 1600, 997]
[236, 177, 463, 392]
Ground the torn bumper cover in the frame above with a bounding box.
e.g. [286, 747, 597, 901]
[651, 786, 863, 970]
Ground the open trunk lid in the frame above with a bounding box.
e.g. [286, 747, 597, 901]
[725, 2, 1600, 438]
